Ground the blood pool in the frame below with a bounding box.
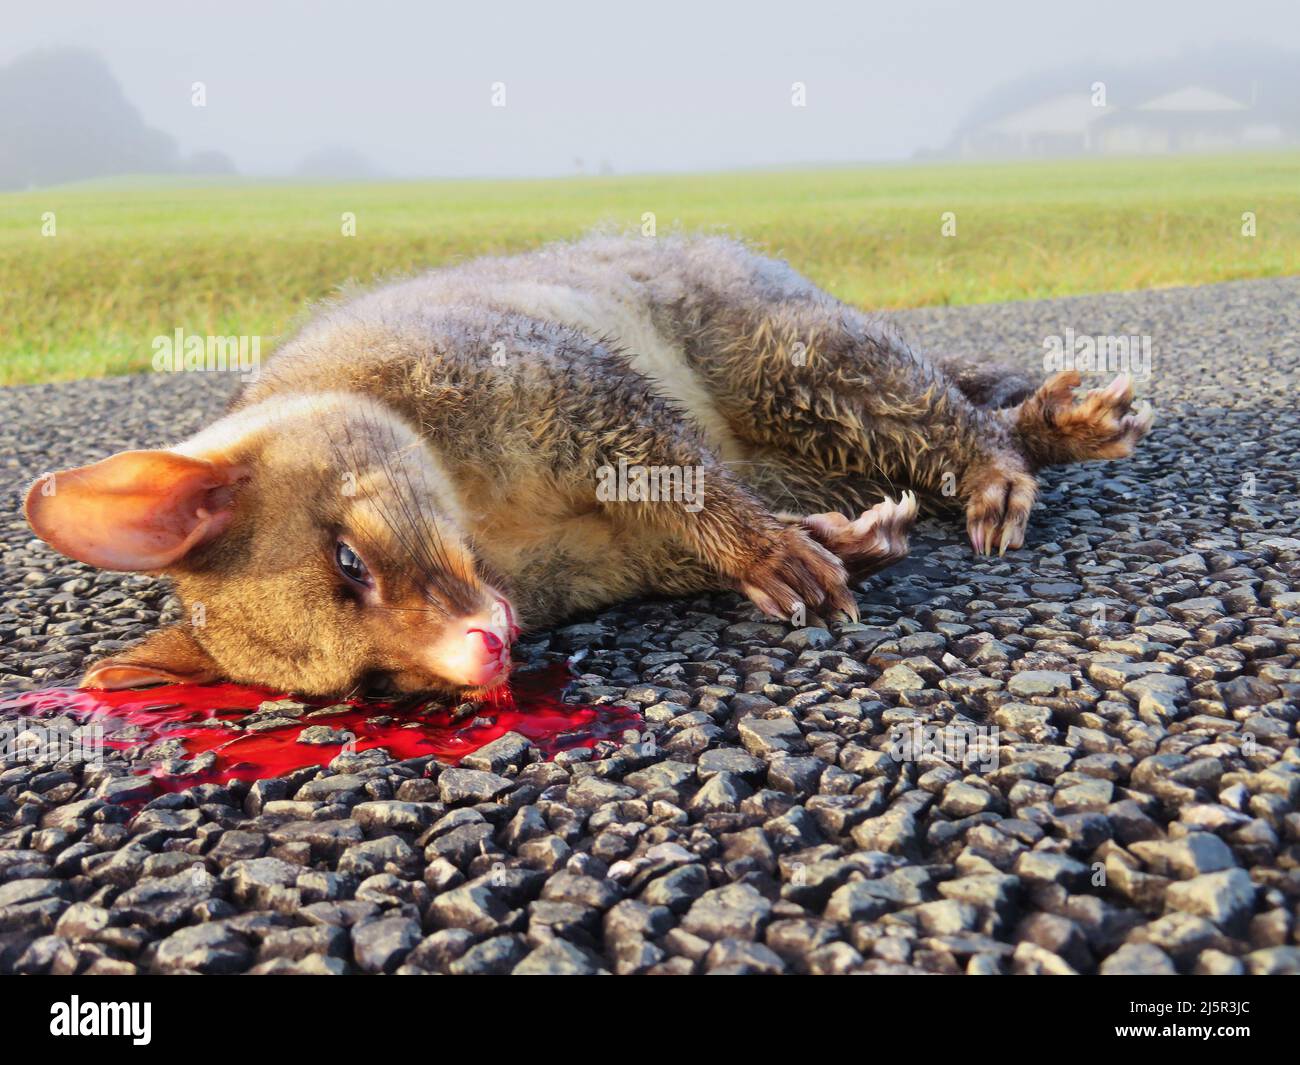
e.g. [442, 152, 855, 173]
[0, 664, 641, 795]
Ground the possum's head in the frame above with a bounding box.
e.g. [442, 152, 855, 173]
[24, 393, 518, 697]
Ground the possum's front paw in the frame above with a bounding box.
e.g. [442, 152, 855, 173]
[800, 492, 917, 576]
[963, 454, 1038, 556]
[738, 524, 858, 621]
[1015, 371, 1155, 468]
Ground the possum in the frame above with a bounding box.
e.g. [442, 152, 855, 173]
[24, 235, 1153, 697]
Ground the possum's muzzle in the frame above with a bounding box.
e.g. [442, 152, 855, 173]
[417, 596, 517, 691]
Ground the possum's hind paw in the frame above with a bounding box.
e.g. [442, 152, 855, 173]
[1017, 371, 1155, 467]
[964, 457, 1038, 556]
[799, 492, 917, 577]
[739, 524, 858, 622]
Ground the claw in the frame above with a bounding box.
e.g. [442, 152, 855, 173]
[1100, 372, 1133, 404]
[827, 582, 861, 622]
[964, 456, 1037, 560]
[739, 525, 851, 623]
[798, 493, 916, 579]
[998, 523, 1016, 556]
[1018, 371, 1154, 466]
[1132, 400, 1155, 434]
[741, 584, 780, 618]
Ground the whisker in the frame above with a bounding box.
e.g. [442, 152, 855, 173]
[367, 413, 470, 606]
[324, 415, 440, 601]
[327, 399, 482, 617]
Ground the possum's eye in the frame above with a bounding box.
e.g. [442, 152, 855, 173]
[335, 540, 372, 587]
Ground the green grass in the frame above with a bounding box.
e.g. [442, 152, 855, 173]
[2, 153, 1297, 385]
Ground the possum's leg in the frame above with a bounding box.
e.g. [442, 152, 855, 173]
[1002, 371, 1155, 469]
[926, 354, 1039, 410]
[479, 341, 860, 621]
[690, 305, 1039, 554]
[778, 493, 917, 579]
[924, 359, 1154, 469]
[736, 454, 917, 577]
[609, 454, 861, 619]
[657, 241, 1157, 553]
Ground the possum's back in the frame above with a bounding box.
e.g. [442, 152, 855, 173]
[252, 235, 824, 462]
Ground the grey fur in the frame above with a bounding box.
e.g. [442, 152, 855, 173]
[233, 235, 1071, 625]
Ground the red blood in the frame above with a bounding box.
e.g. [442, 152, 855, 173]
[0, 664, 640, 797]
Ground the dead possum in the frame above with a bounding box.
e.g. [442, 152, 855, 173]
[24, 235, 1152, 697]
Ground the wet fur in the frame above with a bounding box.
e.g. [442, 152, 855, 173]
[35, 235, 1152, 695]
[233, 233, 1150, 640]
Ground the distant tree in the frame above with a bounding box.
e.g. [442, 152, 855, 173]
[0, 48, 185, 190]
[0, 48, 236, 188]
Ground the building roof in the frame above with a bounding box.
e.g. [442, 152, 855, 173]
[984, 93, 1106, 136]
[1137, 86, 1248, 112]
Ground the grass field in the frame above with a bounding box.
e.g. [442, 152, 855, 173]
[1, 152, 1297, 386]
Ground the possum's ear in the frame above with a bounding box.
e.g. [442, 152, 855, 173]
[24, 450, 248, 571]
[82, 626, 220, 690]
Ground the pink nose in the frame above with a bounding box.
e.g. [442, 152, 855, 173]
[465, 628, 509, 681]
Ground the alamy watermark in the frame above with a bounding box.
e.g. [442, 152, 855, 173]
[152, 328, 261, 381]
[888, 721, 999, 772]
[596, 458, 705, 512]
[0, 717, 104, 764]
[50, 997, 151, 1045]
[1043, 328, 1151, 377]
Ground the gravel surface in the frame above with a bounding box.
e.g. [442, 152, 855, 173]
[1, 277, 1298, 975]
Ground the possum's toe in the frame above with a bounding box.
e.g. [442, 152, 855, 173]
[800, 491, 916, 576]
[964, 460, 1037, 556]
[1017, 371, 1155, 466]
[739, 524, 856, 622]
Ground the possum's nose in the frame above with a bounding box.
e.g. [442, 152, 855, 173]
[473, 628, 504, 655]
[439, 619, 512, 688]
[464, 627, 508, 681]
[424, 596, 517, 689]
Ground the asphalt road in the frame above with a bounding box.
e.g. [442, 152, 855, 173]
[0, 277, 1297, 974]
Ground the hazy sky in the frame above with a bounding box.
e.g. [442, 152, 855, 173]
[7, 0, 1300, 176]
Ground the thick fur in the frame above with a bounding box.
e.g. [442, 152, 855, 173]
[235, 233, 1152, 628]
[32, 235, 1152, 696]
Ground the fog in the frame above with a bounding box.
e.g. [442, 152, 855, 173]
[3, 0, 1300, 183]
